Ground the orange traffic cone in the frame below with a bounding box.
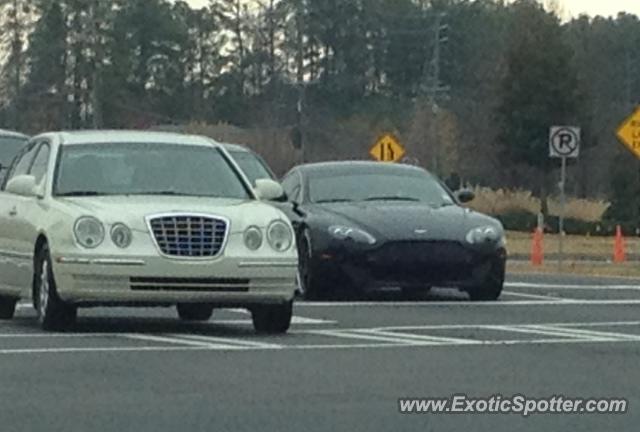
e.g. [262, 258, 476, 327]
[531, 227, 544, 266]
[614, 225, 626, 263]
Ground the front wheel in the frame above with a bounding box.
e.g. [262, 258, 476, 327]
[35, 245, 77, 331]
[251, 301, 293, 334]
[467, 260, 505, 301]
[176, 304, 214, 321]
[298, 231, 328, 300]
[0, 295, 17, 320]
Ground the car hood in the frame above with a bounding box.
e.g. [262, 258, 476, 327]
[56, 195, 285, 233]
[316, 202, 501, 242]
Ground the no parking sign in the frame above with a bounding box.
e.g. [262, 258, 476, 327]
[549, 126, 580, 158]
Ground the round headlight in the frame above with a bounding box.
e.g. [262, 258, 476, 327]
[110, 223, 132, 248]
[74, 216, 105, 249]
[244, 226, 263, 251]
[267, 220, 293, 252]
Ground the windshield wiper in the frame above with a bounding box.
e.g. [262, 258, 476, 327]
[363, 196, 420, 202]
[315, 198, 354, 204]
[57, 191, 105, 197]
[127, 191, 210, 197]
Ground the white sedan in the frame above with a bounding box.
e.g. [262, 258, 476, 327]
[0, 131, 298, 333]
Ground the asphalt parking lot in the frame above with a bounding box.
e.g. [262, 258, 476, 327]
[1, 273, 639, 431]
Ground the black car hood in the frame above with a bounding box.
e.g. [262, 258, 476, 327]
[316, 202, 499, 242]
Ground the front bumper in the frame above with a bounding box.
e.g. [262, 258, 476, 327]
[52, 253, 297, 306]
[314, 241, 506, 292]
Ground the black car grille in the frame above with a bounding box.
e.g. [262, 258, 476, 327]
[367, 241, 473, 265]
[130, 277, 249, 292]
[148, 215, 227, 258]
[364, 241, 474, 282]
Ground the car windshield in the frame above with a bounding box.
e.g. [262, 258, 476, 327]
[0, 136, 28, 167]
[54, 142, 251, 199]
[228, 150, 274, 185]
[308, 170, 455, 207]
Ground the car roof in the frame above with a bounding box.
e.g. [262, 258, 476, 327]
[38, 130, 218, 147]
[0, 128, 29, 140]
[296, 160, 430, 176]
[221, 142, 252, 153]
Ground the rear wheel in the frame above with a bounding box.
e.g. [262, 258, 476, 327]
[35, 245, 77, 330]
[176, 304, 214, 321]
[0, 295, 17, 320]
[251, 301, 293, 334]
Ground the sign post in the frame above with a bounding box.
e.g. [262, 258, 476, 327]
[370, 133, 406, 163]
[549, 126, 581, 270]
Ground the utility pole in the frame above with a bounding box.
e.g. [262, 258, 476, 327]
[294, 0, 306, 162]
[421, 11, 450, 175]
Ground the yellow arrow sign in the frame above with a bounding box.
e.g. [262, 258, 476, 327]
[370, 133, 405, 163]
[617, 106, 640, 159]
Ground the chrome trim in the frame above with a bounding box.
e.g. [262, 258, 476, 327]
[145, 212, 231, 261]
[57, 257, 146, 266]
[238, 261, 298, 268]
[0, 249, 33, 261]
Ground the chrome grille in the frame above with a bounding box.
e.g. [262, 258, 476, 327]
[148, 214, 227, 258]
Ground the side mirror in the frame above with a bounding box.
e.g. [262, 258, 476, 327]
[254, 179, 285, 201]
[6, 175, 38, 197]
[456, 189, 475, 204]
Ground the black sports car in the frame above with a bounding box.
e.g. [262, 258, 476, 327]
[279, 161, 507, 301]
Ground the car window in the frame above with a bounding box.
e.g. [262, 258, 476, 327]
[228, 150, 274, 185]
[54, 142, 252, 199]
[0, 135, 28, 167]
[4, 141, 39, 186]
[281, 171, 300, 201]
[29, 143, 51, 185]
[308, 171, 455, 207]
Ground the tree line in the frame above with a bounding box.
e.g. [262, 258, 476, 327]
[1, 0, 639, 219]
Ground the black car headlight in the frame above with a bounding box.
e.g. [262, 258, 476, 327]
[328, 225, 376, 245]
[466, 226, 504, 246]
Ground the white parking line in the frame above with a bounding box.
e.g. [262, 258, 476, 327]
[523, 325, 640, 342]
[0, 346, 210, 355]
[354, 328, 479, 345]
[166, 333, 283, 349]
[228, 308, 335, 325]
[506, 282, 640, 290]
[122, 333, 244, 349]
[361, 320, 640, 332]
[298, 299, 640, 307]
[501, 291, 569, 301]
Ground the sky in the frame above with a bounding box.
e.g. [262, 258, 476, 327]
[184, 0, 640, 18]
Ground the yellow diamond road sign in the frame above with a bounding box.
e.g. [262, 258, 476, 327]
[370, 133, 405, 163]
[617, 106, 640, 159]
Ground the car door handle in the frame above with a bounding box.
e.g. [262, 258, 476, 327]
[8, 207, 17, 217]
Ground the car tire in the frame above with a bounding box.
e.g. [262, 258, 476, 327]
[0, 295, 17, 320]
[176, 304, 214, 321]
[251, 300, 293, 334]
[298, 231, 327, 300]
[35, 244, 77, 331]
[467, 260, 505, 301]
